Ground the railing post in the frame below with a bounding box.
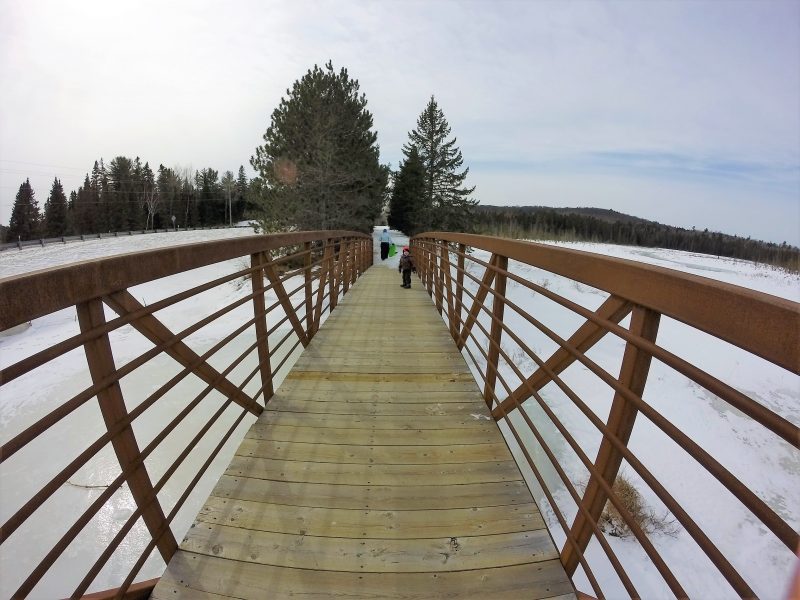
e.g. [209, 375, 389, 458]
[313, 240, 333, 333]
[426, 240, 435, 297]
[483, 255, 508, 408]
[343, 239, 351, 295]
[304, 241, 313, 340]
[455, 243, 466, 332]
[440, 242, 457, 339]
[251, 252, 274, 401]
[458, 253, 498, 351]
[434, 241, 444, 315]
[331, 239, 340, 311]
[561, 305, 661, 575]
[76, 299, 178, 563]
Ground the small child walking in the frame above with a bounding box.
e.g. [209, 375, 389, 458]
[398, 246, 416, 288]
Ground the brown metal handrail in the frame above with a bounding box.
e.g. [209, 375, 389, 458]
[411, 232, 799, 599]
[0, 231, 371, 598]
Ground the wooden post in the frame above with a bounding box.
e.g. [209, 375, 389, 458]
[561, 305, 661, 575]
[434, 241, 444, 315]
[458, 254, 498, 351]
[304, 241, 313, 340]
[343, 239, 351, 295]
[250, 252, 274, 401]
[440, 243, 457, 340]
[455, 243, 466, 333]
[331, 239, 341, 311]
[483, 255, 508, 408]
[76, 299, 178, 563]
[313, 241, 333, 333]
[426, 241, 434, 297]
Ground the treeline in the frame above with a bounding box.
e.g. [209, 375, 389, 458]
[4, 158, 257, 242]
[474, 205, 800, 272]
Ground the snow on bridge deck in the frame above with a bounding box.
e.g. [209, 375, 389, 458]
[152, 266, 575, 599]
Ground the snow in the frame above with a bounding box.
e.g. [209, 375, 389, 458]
[0, 228, 798, 598]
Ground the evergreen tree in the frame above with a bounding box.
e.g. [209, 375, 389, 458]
[403, 96, 477, 232]
[141, 162, 158, 230]
[221, 170, 236, 226]
[195, 168, 223, 225]
[108, 156, 134, 231]
[43, 177, 68, 237]
[235, 165, 249, 222]
[251, 61, 388, 233]
[157, 165, 181, 229]
[8, 179, 42, 241]
[72, 174, 93, 234]
[388, 147, 426, 235]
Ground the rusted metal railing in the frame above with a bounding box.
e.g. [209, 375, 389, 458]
[412, 232, 799, 599]
[0, 231, 371, 598]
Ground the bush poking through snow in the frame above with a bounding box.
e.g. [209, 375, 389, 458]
[600, 474, 679, 539]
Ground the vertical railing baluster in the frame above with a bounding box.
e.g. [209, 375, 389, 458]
[76, 299, 178, 563]
[250, 252, 274, 402]
[483, 255, 508, 408]
[561, 305, 661, 575]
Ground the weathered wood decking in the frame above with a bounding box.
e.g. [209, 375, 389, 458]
[152, 266, 575, 599]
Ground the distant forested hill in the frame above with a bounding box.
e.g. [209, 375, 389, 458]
[473, 205, 799, 271]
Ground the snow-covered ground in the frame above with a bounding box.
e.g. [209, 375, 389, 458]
[1, 228, 798, 598]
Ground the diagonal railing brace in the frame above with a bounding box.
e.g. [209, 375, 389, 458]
[492, 294, 633, 419]
[103, 290, 262, 417]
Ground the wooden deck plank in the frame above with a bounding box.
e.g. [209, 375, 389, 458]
[254, 411, 496, 430]
[153, 266, 574, 599]
[264, 398, 479, 416]
[225, 455, 523, 486]
[236, 438, 514, 464]
[195, 497, 541, 537]
[153, 552, 575, 600]
[179, 525, 558, 572]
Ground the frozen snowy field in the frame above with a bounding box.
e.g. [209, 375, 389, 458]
[0, 228, 798, 598]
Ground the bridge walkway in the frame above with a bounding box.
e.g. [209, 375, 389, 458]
[152, 266, 575, 599]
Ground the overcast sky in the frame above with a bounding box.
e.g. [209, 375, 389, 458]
[1, 0, 798, 244]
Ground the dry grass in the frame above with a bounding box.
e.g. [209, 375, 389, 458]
[599, 474, 679, 539]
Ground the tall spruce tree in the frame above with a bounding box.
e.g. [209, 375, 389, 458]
[403, 96, 477, 232]
[43, 177, 68, 237]
[235, 165, 249, 223]
[108, 156, 134, 231]
[251, 61, 388, 233]
[8, 179, 42, 241]
[388, 147, 426, 235]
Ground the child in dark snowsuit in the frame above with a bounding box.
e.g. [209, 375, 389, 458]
[398, 246, 416, 288]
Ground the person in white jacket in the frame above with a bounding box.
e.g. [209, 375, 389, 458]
[379, 228, 392, 260]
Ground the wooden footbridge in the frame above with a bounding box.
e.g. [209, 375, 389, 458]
[153, 266, 573, 598]
[0, 230, 797, 599]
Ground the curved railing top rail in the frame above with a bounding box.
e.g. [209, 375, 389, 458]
[0, 230, 370, 332]
[414, 232, 800, 374]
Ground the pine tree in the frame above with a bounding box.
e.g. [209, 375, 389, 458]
[235, 165, 249, 222]
[221, 170, 236, 226]
[388, 147, 426, 235]
[108, 156, 133, 231]
[43, 177, 68, 237]
[403, 96, 477, 232]
[251, 61, 388, 233]
[8, 179, 42, 241]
